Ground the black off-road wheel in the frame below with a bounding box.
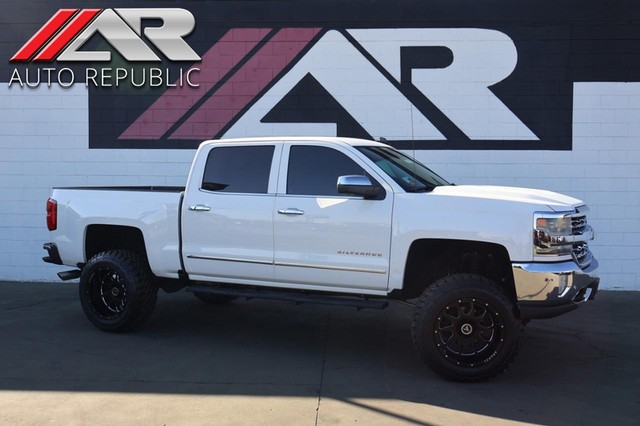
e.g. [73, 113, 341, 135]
[79, 250, 157, 332]
[411, 273, 522, 382]
[192, 291, 237, 305]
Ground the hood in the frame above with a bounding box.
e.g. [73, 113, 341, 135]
[431, 185, 584, 212]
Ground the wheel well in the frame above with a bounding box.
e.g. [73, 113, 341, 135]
[398, 239, 516, 301]
[85, 225, 147, 261]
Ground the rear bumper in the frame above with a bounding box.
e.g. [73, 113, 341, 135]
[512, 258, 599, 320]
[42, 242, 63, 265]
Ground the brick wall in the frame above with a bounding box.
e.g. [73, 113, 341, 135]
[1, 82, 638, 289]
[0, 84, 194, 280]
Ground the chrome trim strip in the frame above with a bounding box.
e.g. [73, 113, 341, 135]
[275, 261, 387, 274]
[187, 255, 387, 274]
[543, 225, 594, 245]
[186, 255, 272, 266]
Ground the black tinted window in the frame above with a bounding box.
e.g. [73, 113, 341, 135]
[287, 146, 365, 196]
[356, 146, 449, 192]
[202, 145, 274, 194]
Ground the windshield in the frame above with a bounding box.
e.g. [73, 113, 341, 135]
[356, 146, 450, 192]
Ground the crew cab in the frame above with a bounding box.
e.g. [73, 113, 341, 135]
[43, 137, 599, 381]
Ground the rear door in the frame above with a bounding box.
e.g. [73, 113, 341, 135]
[273, 143, 394, 292]
[182, 143, 281, 282]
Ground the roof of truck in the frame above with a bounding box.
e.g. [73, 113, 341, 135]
[200, 136, 390, 148]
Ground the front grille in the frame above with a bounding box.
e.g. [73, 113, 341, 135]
[573, 242, 588, 264]
[572, 212, 592, 268]
[572, 215, 587, 235]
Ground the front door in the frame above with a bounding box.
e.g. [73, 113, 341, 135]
[274, 143, 393, 292]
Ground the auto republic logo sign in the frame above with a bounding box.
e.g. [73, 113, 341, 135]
[8, 8, 201, 88]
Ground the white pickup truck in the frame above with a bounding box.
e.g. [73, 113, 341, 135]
[43, 137, 599, 381]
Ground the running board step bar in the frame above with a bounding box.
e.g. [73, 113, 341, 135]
[57, 269, 81, 281]
[187, 285, 389, 310]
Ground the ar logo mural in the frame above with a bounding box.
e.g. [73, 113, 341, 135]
[11, 8, 200, 62]
[114, 28, 548, 149]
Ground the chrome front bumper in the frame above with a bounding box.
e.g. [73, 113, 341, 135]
[512, 258, 599, 319]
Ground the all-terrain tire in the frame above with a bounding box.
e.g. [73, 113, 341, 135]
[411, 273, 522, 382]
[79, 250, 157, 332]
[192, 291, 237, 305]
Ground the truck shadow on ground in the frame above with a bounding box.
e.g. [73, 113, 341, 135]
[0, 282, 638, 425]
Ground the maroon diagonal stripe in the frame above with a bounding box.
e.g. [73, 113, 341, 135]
[118, 28, 272, 140]
[10, 9, 78, 62]
[33, 9, 101, 62]
[169, 28, 321, 140]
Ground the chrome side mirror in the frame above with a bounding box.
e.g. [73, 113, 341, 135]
[337, 175, 381, 199]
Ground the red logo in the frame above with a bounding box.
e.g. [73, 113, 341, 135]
[11, 8, 200, 62]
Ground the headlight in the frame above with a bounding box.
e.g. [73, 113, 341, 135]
[535, 216, 572, 235]
[534, 212, 574, 256]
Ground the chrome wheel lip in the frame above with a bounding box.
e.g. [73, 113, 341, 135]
[434, 297, 505, 367]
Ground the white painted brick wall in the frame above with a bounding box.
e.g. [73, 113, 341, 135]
[0, 84, 195, 281]
[0, 82, 638, 290]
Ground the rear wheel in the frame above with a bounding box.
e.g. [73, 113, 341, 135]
[411, 273, 521, 382]
[79, 250, 157, 332]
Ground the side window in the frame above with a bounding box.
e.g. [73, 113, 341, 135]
[287, 146, 366, 196]
[202, 145, 274, 194]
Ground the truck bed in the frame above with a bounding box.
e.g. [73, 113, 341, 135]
[50, 186, 184, 279]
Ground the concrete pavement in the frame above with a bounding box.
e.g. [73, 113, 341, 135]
[0, 281, 638, 425]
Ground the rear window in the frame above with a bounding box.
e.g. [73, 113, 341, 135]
[202, 145, 275, 194]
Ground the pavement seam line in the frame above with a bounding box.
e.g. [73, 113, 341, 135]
[315, 313, 330, 426]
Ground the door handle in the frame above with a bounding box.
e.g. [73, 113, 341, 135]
[278, 208, 304, 216]
[189, 205, 211, 212]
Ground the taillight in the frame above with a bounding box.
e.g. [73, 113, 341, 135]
[46, 198, 57, 231]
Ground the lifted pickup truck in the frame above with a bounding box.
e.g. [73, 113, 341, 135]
[44, 137, 599, 381]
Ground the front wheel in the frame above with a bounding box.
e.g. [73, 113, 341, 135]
[411, 273, 522, 382]
[79, 250, 157, 332]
